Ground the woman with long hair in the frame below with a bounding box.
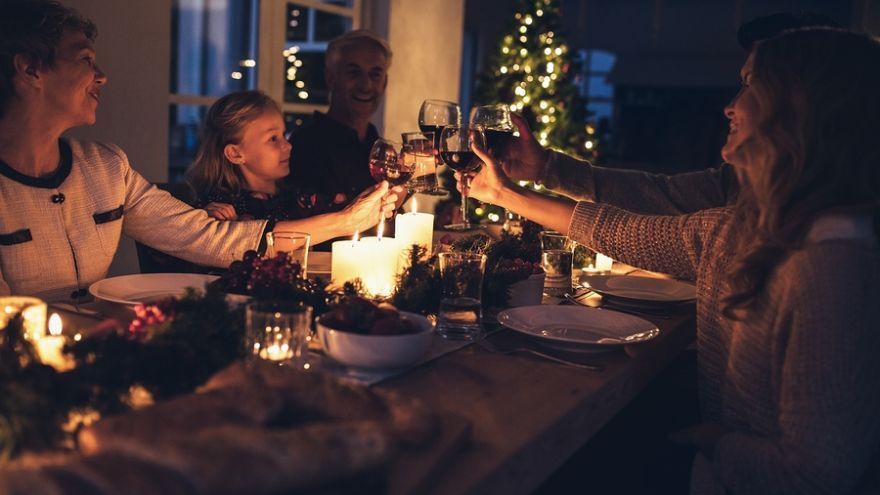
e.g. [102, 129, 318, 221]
[463, 28, 880, 493]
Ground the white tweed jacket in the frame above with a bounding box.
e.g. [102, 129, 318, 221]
[0, 139, 268, 302]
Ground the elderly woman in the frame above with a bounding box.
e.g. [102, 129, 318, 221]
[463, 28, 880, 494]
[0, 0, 396, 302]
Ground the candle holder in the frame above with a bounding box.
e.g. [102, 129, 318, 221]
[245, 301, 313, 370]
[0, 296, 47, 340]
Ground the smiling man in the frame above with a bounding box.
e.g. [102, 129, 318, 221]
[285, 30, 392, 207]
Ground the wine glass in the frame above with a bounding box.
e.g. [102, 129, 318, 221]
[438, 125, 486, 231]
[400, 131, 437, 194]
[418, 99, 461, 195]
[470, 104, 515, 161]
[368, 138, 413, 187]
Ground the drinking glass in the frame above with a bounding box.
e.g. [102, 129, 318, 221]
[418, 99, 461, 195]
[470, 104, 515, 160]
[368, 139, 411, 187]
[540, 231, 574, 296]
[437, 252, 487, 340]
[400, 131, 438, 194]
[265, 231, 310, 277]
[439, 125, 486, 231]
[245, 301, 313, 369]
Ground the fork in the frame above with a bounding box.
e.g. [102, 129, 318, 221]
[478, 339, 604, 371]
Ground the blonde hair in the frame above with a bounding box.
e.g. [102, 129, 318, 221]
[325, 29, 392, 72]
[187, 90, 281, 197]
[723, 28, 880, 317]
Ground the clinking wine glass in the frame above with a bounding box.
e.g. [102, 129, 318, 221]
[439, 125, 486, 231]
[400, 131, 438, 194]
[368, 138, 412, 221]
[418, 99, 461, 195]
[469, 103, 515, 161]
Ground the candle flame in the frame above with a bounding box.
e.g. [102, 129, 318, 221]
[48, 313, 62, 336]
[410, 196, 418, 214]
[377, 219, 384, 241]
[352, 230, 360, 242]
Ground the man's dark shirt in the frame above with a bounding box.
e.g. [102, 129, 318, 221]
[285, 111, 379, 205]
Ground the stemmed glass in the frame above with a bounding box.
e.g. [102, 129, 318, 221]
[470, 104, 515, 161]
[438, 125, 486, 231]
[368, 138, 412, 223]
[418, 99, 461, 195]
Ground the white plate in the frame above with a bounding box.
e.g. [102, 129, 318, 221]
[497, 305, 660, 346]
[89, 273, 218, 305]
[580, 275, 696, 303]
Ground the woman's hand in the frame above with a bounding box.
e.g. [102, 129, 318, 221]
[342, 181, 398, 233]
[496, 113, 550, 181]
[455, 141, 515, 206]
[204, 202, 237, 220]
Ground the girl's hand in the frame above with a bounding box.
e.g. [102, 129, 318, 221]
[204, 202, 237, 220]
[343, 181, 397, 233]
[454, 141, 515, 205]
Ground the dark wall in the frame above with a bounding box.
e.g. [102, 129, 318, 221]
[463, 0, 863, 173]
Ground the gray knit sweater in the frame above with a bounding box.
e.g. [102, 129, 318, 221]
[568, 201, 880, 494]
[0, 139, 268, 302]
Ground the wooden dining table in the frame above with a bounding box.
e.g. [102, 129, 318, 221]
[378, 302, 696, 495]
[54, 272, 696, 495]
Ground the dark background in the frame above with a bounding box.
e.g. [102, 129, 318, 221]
[460, 0, 874, 174]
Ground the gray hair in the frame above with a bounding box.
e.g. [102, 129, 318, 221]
[325, 29, 392, 72]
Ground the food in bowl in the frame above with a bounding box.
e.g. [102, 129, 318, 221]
[318, 297, 433, 369]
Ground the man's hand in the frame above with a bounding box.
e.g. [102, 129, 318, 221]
[496, 113, 550, 182]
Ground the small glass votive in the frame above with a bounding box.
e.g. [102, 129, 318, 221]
[540, 231, 575, 296]
[437, 252, 487, 341]
[266, 231, 311, 276]
[245, 301, 313, 370]
[0, 296, 47, 340]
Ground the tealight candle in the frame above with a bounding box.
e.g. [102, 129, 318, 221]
[0, 296, 47, 340]
[395, 197, 434, 258]
[36, 313, 74, 371]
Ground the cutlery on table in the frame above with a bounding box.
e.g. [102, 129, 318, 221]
[478, 338, 604, 371]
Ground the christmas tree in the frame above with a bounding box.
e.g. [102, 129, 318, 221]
[473, 0, 595, 159]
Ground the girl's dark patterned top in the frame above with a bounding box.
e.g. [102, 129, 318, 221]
[196, 185, 342, 223]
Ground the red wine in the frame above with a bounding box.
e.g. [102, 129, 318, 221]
[440, 151, 480, 172]
[485, 129, 513, 156]
[369, 159, 413, 186]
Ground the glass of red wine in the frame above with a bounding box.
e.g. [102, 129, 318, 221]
[470, 104, 515, 161]
[439, 125, 486, 231]
[418, 99, 461, 195]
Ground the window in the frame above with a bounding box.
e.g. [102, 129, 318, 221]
[168, 0, 361, 181]
[576, 49, 616, 125]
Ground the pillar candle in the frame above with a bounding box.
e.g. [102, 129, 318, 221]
[595, 253, 614, 273]
[395, 198, 434, 258]
[331, 233, 363, 287]
[358, 236, 400, 298]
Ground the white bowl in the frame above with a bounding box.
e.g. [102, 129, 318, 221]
[317, 311, 434, 369]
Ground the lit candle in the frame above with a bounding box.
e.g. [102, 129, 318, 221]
[36, 313, 74, 371]
[259, 340, 292, 361]
[331, 231, 363, 287]
[359, 221, 400, 298]
[0, 296, 47, 340]
[395, 197, 434, 258]
[595, 253, 614, 273]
